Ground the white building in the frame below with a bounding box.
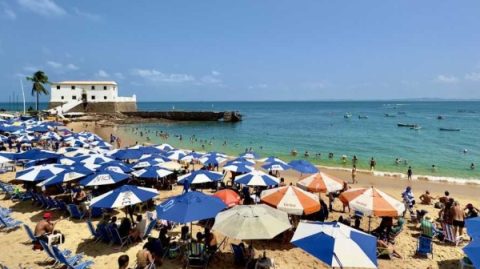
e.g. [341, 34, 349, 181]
[49, 81, 137, 113]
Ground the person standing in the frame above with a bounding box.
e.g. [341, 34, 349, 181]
[351, 165, 357, 184]
[451, 201, 465, 237]
[369, 157, 376, 171]
[407, 166, 413, 181]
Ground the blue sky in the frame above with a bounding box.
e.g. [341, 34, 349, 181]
[1, 0, 480, 102]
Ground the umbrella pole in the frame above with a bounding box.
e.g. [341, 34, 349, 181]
[368, 216, 371, 232]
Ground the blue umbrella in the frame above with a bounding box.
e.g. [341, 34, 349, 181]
[223, 163, 254, 173]
[225, 157, 255, 166]
[79, 170, 130, 186]
[466, 217, 480, 238]
[234, 170, 279, 186]
[262, 161, 291, 171]
[98, 161, 134, 173]
[112, 149, 144, 160]
[15, 164, 67, 182]
[239, 151, 260, 159]
[135, 146, 165, 155]
[288, 160, 319, 174]
[199, 154, 228, 166]
[180, 152, 203, 162]
[464, 240, 480, 269]
[132, 166, 173, 179]
[28, 125, 51, 133]
[37, 165, 94, 187]
[156, 191, 226, 223]
[177, 170, 224, 185]
[90, 185, 159, 208]
[291, 221, 377, 268]
[132, 155, 170, 169]
[260, 156, 287, 164]
[15, 149, 60, 161]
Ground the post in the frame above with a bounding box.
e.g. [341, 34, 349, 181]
[20, 79, 26, 114]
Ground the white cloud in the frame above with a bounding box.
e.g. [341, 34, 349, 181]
[248, 83, 268, 89]
[1, 2, 16, 20]
[95, 69, 109, 78]
[114, 72, 125, 79]
[131, 68, 195, 83]
[434, 75, 458, 84]
[73, 7, 101, 21]
[465, 72, 480, 81]
[211, 70, 220, 76]
[47, 60, 62, 69]
[17, 0, 66, 17]
[66, 63, 78, 70]
[200, 75, 221, 84]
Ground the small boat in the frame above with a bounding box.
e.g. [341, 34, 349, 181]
[385, 113, 396, 118]
[439, 128, 460, 131]
[397, 123, 417, 128]
[437, 115, 444, 120]
[410, 125, 422, 130]
[358, 115, 368, 119]
[344, 113, 352, 119]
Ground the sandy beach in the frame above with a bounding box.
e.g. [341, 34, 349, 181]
[0, 120, 478, 269]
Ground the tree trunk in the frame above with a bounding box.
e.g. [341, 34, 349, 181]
[36, 91, 39, 111]
[36, 91, 40, 120]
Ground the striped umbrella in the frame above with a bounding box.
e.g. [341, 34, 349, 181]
[177, 170, 223, 185]
[15, 164, 66, 182]
[180, 152, 203, 162]
[199, 154, 228, 166]
[262, 161, 291, 171]
[156, 143, 175, 151]
[98, 161, 134, 173]
[79, 170, 130, 186]
[259, 156, 287, 165]
[213, 189, 241, 207]
[225, 157, 255, 166]
[260, 186, 321, 215]
[339, 187, 405, 217]
[296, 172, 345, 193]
[133, 155, 169, 169]
[165, 150, 186, 161]
[288, 160, 319, 174]
[223, 163, 254, 173]
[90, 185, 159, 209]
[234, 170, 279, 187]
[37, 165, 94, 187]
[239, 151, 260, 160]
[132, 166, 174, 179]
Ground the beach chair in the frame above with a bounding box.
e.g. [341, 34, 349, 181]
[186, 242, 208, 268]
[415, 236, 433, 258]
[231, 243, 247, 266]
[52, 245, 94, 269]
[23, 224, 39, 243]
[57, 200, 69, 214]
[0, 215, 22, 231]
[86, 220, 102, 243]
[46, 197, 60, 210]
[98, 224, 112, 243]
[441, 222, 462, 246]
[90, 207, 103, 218]
[143, 220, 157, 239]
[67, 204, 85, 220]
[38, 240, 73, 266]
[109, 226, 132, 249]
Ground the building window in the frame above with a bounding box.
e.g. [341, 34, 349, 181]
[103, 86, 107, 90]
[72, 96, 76, 100]
[71, 85, 76, 90]
[104, 96, 107, 100]
[91, 96, 96, 100]
[91, 86, 95, 90]
[56, 85, 60, 90]
[61, 96, 64, 100]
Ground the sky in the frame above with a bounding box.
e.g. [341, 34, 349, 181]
[1, 0, 480, 102]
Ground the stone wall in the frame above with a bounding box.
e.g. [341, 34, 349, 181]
[48, 102, 137, 113]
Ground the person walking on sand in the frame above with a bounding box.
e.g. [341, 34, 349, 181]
[351, 165, 357, 184]
[407, 166, 413, 181]
[369, 157, 376, 171]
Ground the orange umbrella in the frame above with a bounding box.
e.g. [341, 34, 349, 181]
[296, 172, 345, 193]
[338, 187, 405, 217]
[260, 186, 320, 215]
[213, 189, 241, 208]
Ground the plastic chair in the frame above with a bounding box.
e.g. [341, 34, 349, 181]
[231, 243, 247, 266]
[67, 204, 85, 219]
[109, 226, 131, 249]
[52, 245, 93, 269]
[86, 220, 102, 243]
[23, 224, 39, 243]
[0, 215, 22, 231]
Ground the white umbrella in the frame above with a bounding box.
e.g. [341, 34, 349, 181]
[212, 204, 291, 240]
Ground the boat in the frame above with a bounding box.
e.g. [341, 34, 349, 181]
[358, 115, 368, 119]
[385, 113, 396, 118]
[397, 123, 417, 128]
[410, 125, 422, 130]
[439, 128, 460, 131]
[344, 113, 352, 119]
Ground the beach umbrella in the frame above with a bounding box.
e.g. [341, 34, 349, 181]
[291, 221, 378, 269]
[212, 189, 241, 208]
[90, 185, 159, 209]
[239, 151, 260, 160]
[288, 160, 319, 174]
[132, 145, 165, 155]
[58, 147, 94, 158]
[260, 185, 321, 215]
[177, 170, 223, 185]
[40, 131, 62, 141]
[111, 149, 144, 160]
[0, 134, 8, 143]
[466, 217, 480, 238]
[199, 154, 228, 166]
[90, 140, 113, 149]
[234, 170, 279, 187]
[0, 155, 12, 164]
[225, 157, 256, 166]
[165, 150, 186, 161]
[464, 240, 480, 269]
[297, 172, 345, 193]
[180, 152, 203, 162]
[132, 166, 174, 179]
[28, 125, 51, 133]
[339, 187, 405, 217]
[259, 156, 287, 165]
[212, 204, 291, 240]
[37, 165, 94, 187]
[156, 143, 175, 151]
[132, 158, 167, 169]
[262, 161, 291, 171]
[158, 161, 183, 170]
[15, 164, 66, 182]
[16, 134, 35, 143]
[79, 170, 130, 186]
[75, 154, 114, 166]
[156, 191, 226, 223]
[0, 152, 15, 163]
[223, 163, 254, 173]
[98, 161, 134, 174]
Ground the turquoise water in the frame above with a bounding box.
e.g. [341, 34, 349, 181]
[118, 101, 479, 181]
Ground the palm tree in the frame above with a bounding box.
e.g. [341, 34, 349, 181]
[26, 70, 50, 112]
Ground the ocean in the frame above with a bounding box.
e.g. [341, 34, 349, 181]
[119, 101, 479, 182]
[2, 101, 478, 181]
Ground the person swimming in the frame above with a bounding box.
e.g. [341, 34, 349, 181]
[471, 163, 475, 170]
[304, 151, 309, 157]
[291, 148, 298, 156]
